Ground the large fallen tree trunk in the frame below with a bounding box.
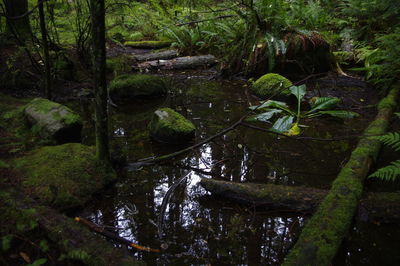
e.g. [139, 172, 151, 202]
[200, 179, 400, 221]
[133, 50, 179, 62]
[136, 55, 216, 70]
[282, 86, 399, 265]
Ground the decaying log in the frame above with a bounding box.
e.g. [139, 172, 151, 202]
[136, 55, 216, 70]
[200, 179, 400, 221]
[201, 179, 326, 212]
[133, 50, 179, 62]
[283, 85, 399, 266]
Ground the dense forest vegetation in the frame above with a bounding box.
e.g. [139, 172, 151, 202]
[0, 0, 399, 265]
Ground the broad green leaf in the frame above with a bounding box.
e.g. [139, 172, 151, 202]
[289, 85, 306, 102]
[272, 115, 294, 133]
[249, 100, 289, 111]
[246, 109, 282, 122]
[316, 110, 359, 119]
[286, 122, 301, 136]
[307, 97, 340, 113]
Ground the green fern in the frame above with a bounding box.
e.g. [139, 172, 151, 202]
[372, 132, 400, 152]
[369, 160, 400, 181]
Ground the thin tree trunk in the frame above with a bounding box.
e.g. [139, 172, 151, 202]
[3, 0, 31, 40]
[90, 0, 109, 162]
[38, 0, 51, 99]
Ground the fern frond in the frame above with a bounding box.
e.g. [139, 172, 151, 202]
[373, 132, 400, 151]
[369, 160, 400, 181]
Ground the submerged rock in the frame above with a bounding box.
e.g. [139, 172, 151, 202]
[24, 98, 82, 143]
[13, 143, 116, 210]
[109, 74, 168, 100]
[149, 108, 196, 143]
[251, 73, 293, 98]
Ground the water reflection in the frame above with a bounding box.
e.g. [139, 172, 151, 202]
[80, 78, 370, 264]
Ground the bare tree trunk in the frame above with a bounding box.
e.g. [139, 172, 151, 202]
[90, 0, 109, 163]
[38, 0, 51, 99]
[3, 0, 31, 40]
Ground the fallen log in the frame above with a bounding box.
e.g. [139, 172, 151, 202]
[200, 179, 326, 212]
[282, 85, 399, 265]
[133, 50, 179, 62]
[200, 179, 400, 221]
[136, 55, 216, 70]
[6, 192, 143, 265]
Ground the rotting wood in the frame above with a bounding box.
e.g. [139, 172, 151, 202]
[282, 85, 399, 266]
[136, 55, 216, 70]
[200, 179, 400, 221]
[75, 217, 161, 253]
[134, 50, 179, 62]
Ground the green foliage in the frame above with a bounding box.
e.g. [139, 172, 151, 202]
[369, 160, 400, 182]
[248, 84, 358, 135]
[369, 112, 400, 181]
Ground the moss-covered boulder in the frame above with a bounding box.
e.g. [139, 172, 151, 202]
[13, 143, 116, 210]
[149, 108, 196, 143]
[251, 73, 293, 98]
[109, 74, 168, 100]
[124, 40, 171, 49]
[24, 98, 82, 143]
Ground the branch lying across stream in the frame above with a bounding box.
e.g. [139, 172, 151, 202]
[75, 217, 160, 253]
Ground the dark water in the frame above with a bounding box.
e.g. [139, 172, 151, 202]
[78, 77, 395, 265]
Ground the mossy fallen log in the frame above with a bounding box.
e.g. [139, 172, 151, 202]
[134, 50, 179, 62]
[0, 190, 142, 266]
[136, 55, 216, 70]
[200, 179, 400, 221]
[200, 179, 326, 212]
[282, 86, 399, 265]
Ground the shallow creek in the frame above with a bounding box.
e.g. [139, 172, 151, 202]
[78, 77, 398, 265]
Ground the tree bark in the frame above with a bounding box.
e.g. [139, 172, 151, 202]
[282, 86, 399, 266]
[90, 0, 109, 163]
[200, 179, 400, 221]
[3, 0, 31, 40]
[38, 0, 51, 99]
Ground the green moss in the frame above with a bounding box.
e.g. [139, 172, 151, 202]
[13, 143, 116, 210]
[124, 40, 171, 49]
[149, 107, 196, 143]
[109, 74, 168, 99]
[106, 55, 132, 76]
[251, 73, 293, 98]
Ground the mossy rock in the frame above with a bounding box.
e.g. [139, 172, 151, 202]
[251, 73, 293, 98]
[149, 108, 196, 143]
[124, 40, 171, 49]
[24, 98, 82, 143]
[13, 143, 116, 210]
[109, 74, 168, 100]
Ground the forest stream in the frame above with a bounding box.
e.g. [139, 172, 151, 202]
[75, 76, 399, 265]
